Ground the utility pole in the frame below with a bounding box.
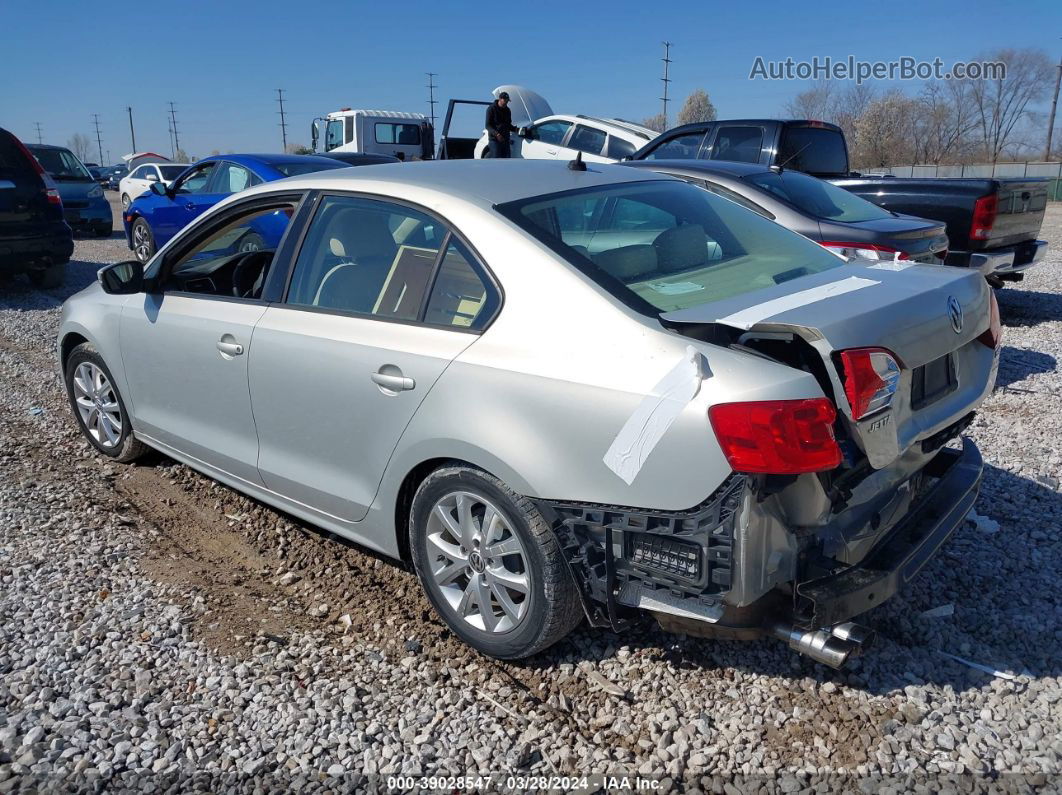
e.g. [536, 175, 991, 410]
[1046, 49, 1062, 161]
[34, 122, 43, 144]
[126, 107, 136, 153]
[276, 89, 288, 152]
[168, 102, 180, 157]
[660, 41, 673, 130]
[167, 118, 175, 159]
[426, 72, 438, 130]
[92, 114, 104, 165]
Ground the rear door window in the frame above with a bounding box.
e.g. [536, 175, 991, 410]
[777, 126, 848, 176]
[708, 126, 764, 164]
[568, 125, 607, 156]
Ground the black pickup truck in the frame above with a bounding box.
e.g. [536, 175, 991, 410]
[631, 119, 1049, 283]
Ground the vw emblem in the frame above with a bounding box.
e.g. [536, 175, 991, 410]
[468, 550, 485, 573]
[947, 296, 963, 334]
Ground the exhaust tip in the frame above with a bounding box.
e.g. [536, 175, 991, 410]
[770, 621, 873, 669]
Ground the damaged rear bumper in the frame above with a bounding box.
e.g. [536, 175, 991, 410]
[792, 437, 982, 629]
[538, 437, 982, 645]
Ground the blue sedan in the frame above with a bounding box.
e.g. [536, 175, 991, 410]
[123, 153, 347, 263]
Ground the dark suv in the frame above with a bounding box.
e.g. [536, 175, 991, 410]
[0, 128, 74, 288]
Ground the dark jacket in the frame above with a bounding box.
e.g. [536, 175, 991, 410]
[485, 101, 516, 139]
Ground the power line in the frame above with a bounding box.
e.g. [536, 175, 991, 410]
[1046, 48, 1062, 160]
[660, 41, 673, 130]
[92, 114, 104, 165]
[126, 107, 137, 153]
[34, 122, 43, 144]
[168, 102, 180, 156]
[426, 72, 438, 130]
[276, 89, 288, 152]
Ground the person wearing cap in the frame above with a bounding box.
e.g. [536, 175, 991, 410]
[485, 92, 518, 158]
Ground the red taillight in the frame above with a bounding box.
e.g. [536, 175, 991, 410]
[45, 187, 62, 205]
[977, 290, 1002, 349]
[838, 347, 901, 420]
[820, 242, 910, 261]
[970, 194, 998, 241]
[708, 398, 841, 474]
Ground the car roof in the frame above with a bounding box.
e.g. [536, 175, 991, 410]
[198, 153, 342, 168]
[26, 143, 71, 152]
[624, 159, 773, 178]
[241, 159, 673, 208]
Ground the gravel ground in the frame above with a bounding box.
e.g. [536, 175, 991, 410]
[0, 196, 1059, 793]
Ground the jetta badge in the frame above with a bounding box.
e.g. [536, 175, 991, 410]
[947, 296, 963, 334]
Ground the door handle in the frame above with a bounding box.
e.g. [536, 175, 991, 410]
[371, 371, 415, 392]
[216, 340, 244, 356]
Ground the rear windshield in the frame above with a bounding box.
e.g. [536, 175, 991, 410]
[744, 170, 892, 222]
[273, 160, 346, 177]
[497, 179, 845, 314]
[777, 126, 848, 176]
[158, 165, 187, 180]
[29, 147, 92, 181]
[0, 131, 37, 177]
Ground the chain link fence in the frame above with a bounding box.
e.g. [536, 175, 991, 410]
[858, 162, 1062, 200]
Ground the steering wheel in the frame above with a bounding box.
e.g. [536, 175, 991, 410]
[231, 251, 271, 298]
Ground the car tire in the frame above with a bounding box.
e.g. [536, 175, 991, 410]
[121, 193, 131, 210]
[410, 465, 582, 659]
[131, 218, 155, 264]
[27, 261, 66, 289]
[64, 343, 147, 463]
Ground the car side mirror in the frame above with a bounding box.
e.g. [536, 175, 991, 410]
[518, 126, 533, 139]
[145, 173, 158, 182]
[149, 181, 168, 197]
[97, 260, 144, 294]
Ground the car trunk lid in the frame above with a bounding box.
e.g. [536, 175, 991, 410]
[819, 215, 949, 262]
[662, 263, 993, 468]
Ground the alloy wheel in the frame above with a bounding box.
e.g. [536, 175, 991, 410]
[426, 491, 530, 633]
[72, 362, 123, 448]
[132, 222, 152, 263]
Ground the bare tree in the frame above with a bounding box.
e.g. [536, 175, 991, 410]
[285, 143, 314, 155]
[850, 91, 918, 168]
[67, 133, 92, 161]
[642, 113, 667, 133]
[784, 79, 834, 120]
[175, 149, 191, 163]
[677, 89, 717, 125]
[969, 48, 1054, 162]
[909, 81, 978, 163]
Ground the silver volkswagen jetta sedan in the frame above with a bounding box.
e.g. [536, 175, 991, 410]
[59, 160, 999, 666]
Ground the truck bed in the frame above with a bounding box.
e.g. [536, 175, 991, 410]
[830, 176, 1048, 254]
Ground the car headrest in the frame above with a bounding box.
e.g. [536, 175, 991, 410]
[329, 237, 346, 257]
[654, 224, 709, 273]
[593, 245, 658, 282]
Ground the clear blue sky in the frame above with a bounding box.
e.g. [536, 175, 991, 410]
[1, 0, 1059, 163]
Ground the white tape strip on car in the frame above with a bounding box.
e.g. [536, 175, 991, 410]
[603, 345, 705, 485]
[714, 276, 880, 331]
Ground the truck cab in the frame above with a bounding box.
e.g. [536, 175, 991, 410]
[312, 109, 434, 161]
